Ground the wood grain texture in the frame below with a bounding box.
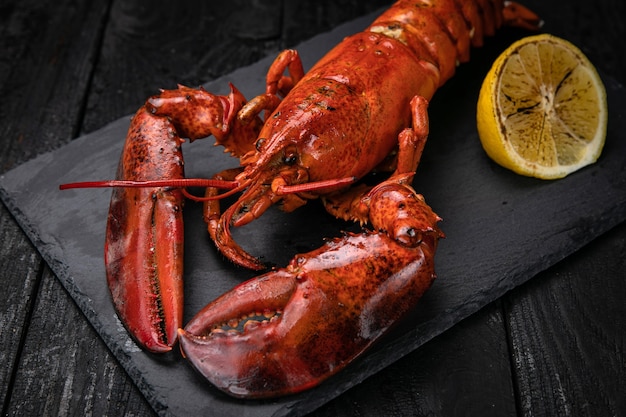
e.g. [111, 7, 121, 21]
[81, 0, 277, 134]
[0, 0, 624, 416]
[281, 0, 390, 48]
[0, 0, 110, 415]
[504, 222, 626, 417]
[6, 268, 152, 416]
[0, 0, 109, 168]
[0, 204, 40, 410]
[315, 302, 518, 417]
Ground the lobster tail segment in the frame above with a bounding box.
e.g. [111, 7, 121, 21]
[367, 0, 541, 86]
[502, 1, 543, 30]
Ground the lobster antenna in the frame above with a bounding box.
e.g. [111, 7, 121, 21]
[59, 178, 238, 191]
[275, 177, 356, 194]
[59, 176, 356, 201]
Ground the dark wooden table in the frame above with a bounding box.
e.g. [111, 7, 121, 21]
[1, 0, 624, 416]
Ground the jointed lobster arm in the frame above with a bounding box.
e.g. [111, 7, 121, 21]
[179, 174, 443, 398]
[98, 84, 267, 352]
[60, 0, 540, 397]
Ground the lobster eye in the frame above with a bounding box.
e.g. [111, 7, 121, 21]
[395, 225, 422, 247]
[283, 151, 298, 165]
[255, 138, 266, 151]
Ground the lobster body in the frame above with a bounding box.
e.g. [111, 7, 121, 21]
[251, 31, 439, 183]
[60, 0, 540, 398]
[209, 0, 538, 268]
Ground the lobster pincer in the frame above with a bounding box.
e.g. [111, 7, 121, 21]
[178, 175, 443, 398]
[62, 84, 265, 352]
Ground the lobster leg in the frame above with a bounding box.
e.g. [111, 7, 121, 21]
[264, 49, 305, 97]
[238, 49, 305, 125]
[203, 49, 308, 270]
[323, 94, 430, 224]
[178, 179, 443, 398]
[392, 95, 430, 179]
[147, 84, 264, 160]
[202, 167, 267, 271]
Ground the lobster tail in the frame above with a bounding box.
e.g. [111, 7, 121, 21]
[368, 0, 541, 85]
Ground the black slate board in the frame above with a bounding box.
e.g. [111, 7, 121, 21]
[1, 8, 625, 417]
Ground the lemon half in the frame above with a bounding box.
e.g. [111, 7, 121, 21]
[477, 34, 607, 179]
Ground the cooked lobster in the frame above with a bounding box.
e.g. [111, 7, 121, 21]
[61, 0, 540, 398]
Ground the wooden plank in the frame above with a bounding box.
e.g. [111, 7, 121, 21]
[504, 222, 626, 416]
[6, 268, 153, 415]
[80, 0, 283, 134]
[281, 0, 391, 48]
[0, 205, 40, 410]
[314, 302, 517, 416]
[0, 0, 109, 166]
[0, 0, 110, 414]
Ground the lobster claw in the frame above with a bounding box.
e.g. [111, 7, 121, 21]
[61, 84, 261, 352]
[178, 181, 443, 398]
[106, 185, 184, 352]
[105, 109, 186, 353]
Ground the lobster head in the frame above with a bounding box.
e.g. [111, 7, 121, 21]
[211, 129, 357, 270]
